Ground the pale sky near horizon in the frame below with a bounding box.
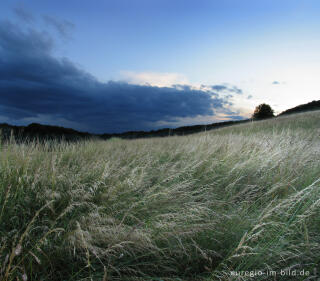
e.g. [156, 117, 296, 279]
[0, 0, 319, 133]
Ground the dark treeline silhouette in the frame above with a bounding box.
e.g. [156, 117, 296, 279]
[0, 123, 92, 142]
[100, 119, 250, 140]
[0, 119, 250, 142]
[279, 100, 320, 116]
[1, 99, 319, 142]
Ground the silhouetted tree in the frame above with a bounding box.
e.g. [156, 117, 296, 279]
[252, 103, 274, 120]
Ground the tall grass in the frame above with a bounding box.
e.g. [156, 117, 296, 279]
[0, 111, 320, 280]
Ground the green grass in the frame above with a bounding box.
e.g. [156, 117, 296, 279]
[1, 110, 320, 280]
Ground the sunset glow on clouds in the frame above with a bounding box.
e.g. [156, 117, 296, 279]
[121, 71, 189, 87]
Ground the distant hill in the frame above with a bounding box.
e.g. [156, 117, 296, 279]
[100, 119, 249, 140]
[278, 100, 320, 116]
[2, 99, 319, 142]
[0, 123, 92, 142]
[0, 119, 250, 142]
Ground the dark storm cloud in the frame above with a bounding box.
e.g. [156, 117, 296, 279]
[13, 6, 35, 23]
[208, 85, 243, 94]
[43, 15, 75, 39]
[230, 86, 243, 94]
[0, 20, 242, 133]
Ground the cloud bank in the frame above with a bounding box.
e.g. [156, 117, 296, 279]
[13, 5, 35, 23]
[43, 15, 75, 39]
[0, 20, 244, 133]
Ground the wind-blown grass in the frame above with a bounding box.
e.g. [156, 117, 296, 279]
[0, 111, 320, 280]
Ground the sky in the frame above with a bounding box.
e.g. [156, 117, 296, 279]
[0, 0, 319, 133]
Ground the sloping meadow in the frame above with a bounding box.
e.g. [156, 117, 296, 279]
[1, 111, 320, 280]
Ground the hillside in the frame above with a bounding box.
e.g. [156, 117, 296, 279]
[279, 99, 320, 116]
[1, 110, 319, 280]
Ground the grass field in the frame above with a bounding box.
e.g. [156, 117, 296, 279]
[1, 111, 320, 280]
